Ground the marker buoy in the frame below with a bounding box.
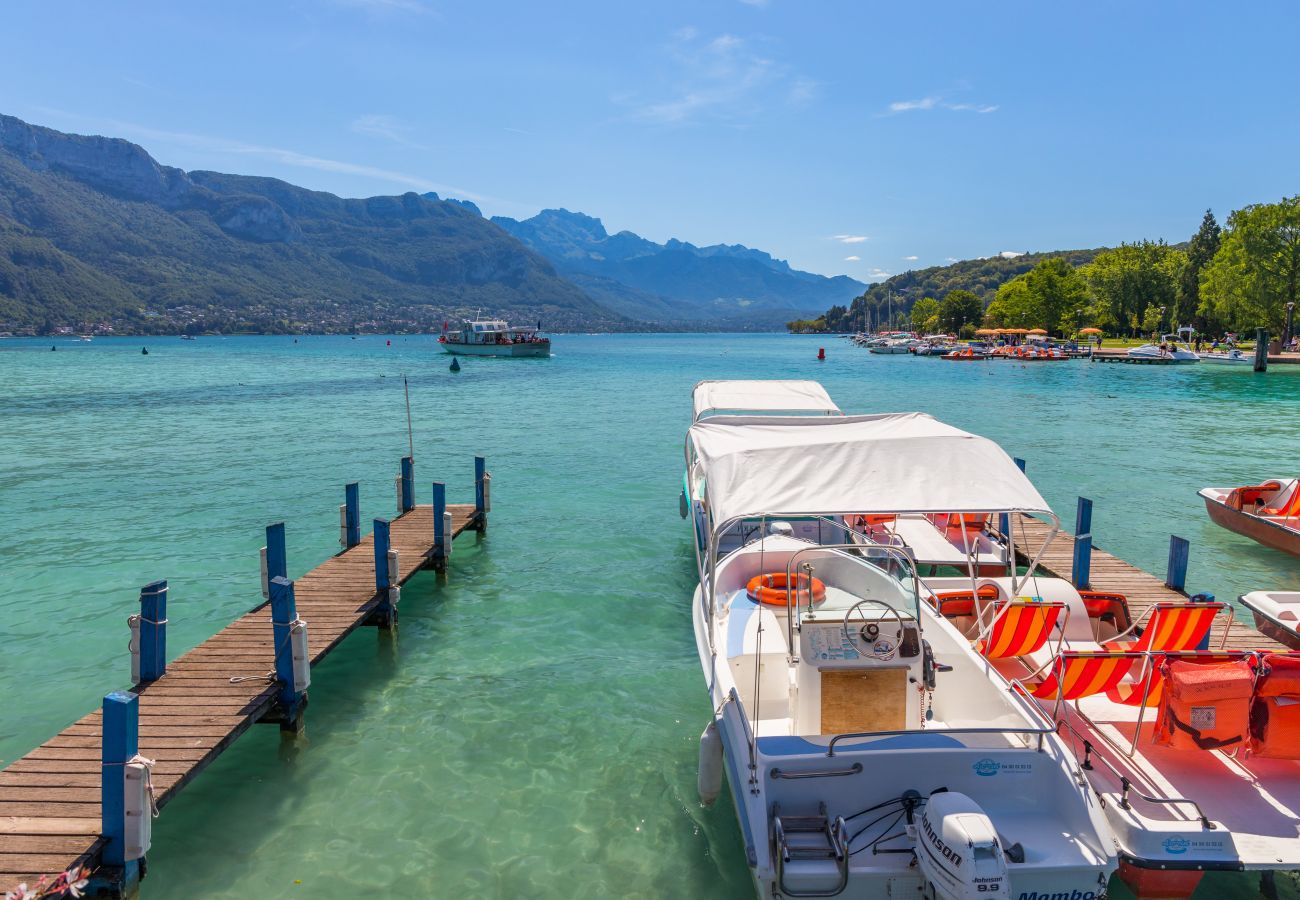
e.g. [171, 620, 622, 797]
[450, 357, 461, 373]
[817, 347, 826, 360]
[51, 345, 57, 351]
[141, 347, 149, 355]
[386, 340, 391, 346]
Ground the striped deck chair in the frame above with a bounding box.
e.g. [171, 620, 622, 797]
[1029, 651, 1139, 701]
[1103, 601, 1225, 654]
[1106, 651, 1247, 707]
[977, 600, 1066, 659]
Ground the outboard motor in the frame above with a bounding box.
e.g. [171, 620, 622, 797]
[911, 791, 1009, 900]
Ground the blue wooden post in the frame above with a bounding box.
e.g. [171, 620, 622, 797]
[345, 482, 361, 548]
[474, 455, 487, 532]
[266, 522, 287, 582]
[1166, 535, 1190, 592]
[1072, 498, 1093, 589]
[269, 576, 304, 726]
[433, 482, 447, 573]
[374, 518, 391, 593]
[999, 459, 1026, 541]
[101, 690, 141, 887]
[400, 456, 414, 513]
[138, 580, 167, 682]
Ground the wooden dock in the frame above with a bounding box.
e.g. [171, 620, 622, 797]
[1014, 516, 1285, 652]
[0, 459, 486, 896]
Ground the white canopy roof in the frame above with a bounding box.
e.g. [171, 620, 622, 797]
[691, 380, 841, 421]
[688, 413, 1050, 527]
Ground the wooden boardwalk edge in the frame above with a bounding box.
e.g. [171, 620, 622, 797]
[0, 500, 479, 893]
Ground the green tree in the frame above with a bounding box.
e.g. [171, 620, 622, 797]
[937, 289, 983, 333]
[1200, 197, 1300, 334]
[1180, 210, 1220, 329]
[1022, 257, 1090, 335]
[910, 296, 940, 333]
[1141, 304, 1164, 337]
[1083, 241, 1186, 336]
[983, 276, 1035, 329]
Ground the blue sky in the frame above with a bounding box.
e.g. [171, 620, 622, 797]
[3, 1, 1297, 281]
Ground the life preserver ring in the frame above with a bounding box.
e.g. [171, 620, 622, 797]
[746, 572, 827, 607]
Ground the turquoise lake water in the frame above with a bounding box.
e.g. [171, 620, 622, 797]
[2, 333, 1299, 898]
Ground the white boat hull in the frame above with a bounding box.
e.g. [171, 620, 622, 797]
[442, 341, 550, 357]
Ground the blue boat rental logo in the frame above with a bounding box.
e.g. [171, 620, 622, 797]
[1163, 837, 1190, 855]
[972, 758, 1000, 776]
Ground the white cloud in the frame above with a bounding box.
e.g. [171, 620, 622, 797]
[350, 114, 424, 147]
[945, 257, 959, 263]
[999, 250, 1026, 258]
[626, 29, 807, 125]
[868, 267, 892, 279]
[884, 95, 998, 116]
[832, 234, 868, 244]
[844, 255, 860, 261]
[738, 0, 769, 6]
[332, 0, 432, 14]
[902, 255, 918, 261]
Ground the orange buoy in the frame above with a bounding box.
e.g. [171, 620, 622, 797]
[818, 347, 826, 360]
[746, 572, 827, 607]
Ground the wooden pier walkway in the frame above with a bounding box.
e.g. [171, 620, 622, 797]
[1, 462, 484, 895]
[1014, 517, 1285, 652]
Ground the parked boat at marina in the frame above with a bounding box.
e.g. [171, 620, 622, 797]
[1199, 348, 1252, 365]
[439, 316, 551, 357]
[683, 408, 1117, 899]
[1127, 335, 1199, 363]
[1198, 480, 1300, 556]
[1239, 591, 1300, 649]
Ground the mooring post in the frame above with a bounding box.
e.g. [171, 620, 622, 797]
[266, 522, 287, 582]
[138, 580, 168, 682]
[1254, 327, 1269, 372]
[1166, 535, 1190, 592]
[400, 456, 414, 514]
[999, 459, 1026, 540]
[269, 575, 307, 729]
[1072, 498, 1093, 589]
[433, 482, 448, 573]
[345, 482, 361, 548]
[371, 517, 398, 627]
[101, 691, 142, 890]
[474, 455, 488, 533]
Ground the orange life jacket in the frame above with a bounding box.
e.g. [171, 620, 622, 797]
[1154, 657, 1254, 752]
[1251, 653, 1300, 759]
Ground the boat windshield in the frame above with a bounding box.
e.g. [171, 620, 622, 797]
[783, 542, 922, 626]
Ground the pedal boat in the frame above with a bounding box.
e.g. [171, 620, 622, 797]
[1198, 480, 1300, 556]
[1239, 591, 1300, 650]
[685, 412, 1116, 900]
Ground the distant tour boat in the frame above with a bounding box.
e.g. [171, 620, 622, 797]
[439, 317, 551, 357]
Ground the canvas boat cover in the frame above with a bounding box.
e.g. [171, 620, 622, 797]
[691, 380, 841, 421]
[688, 413, 1051, 527]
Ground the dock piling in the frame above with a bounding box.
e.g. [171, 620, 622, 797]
[344, 482, 361, 548]
[1072, 498, 1093, 589]
[137, 580, 168, 682]
[266, 522, 287, 582]
[475, 456, 488, 533]
[433, 482, 448, 572]
[100, 691, 143, 891]
[1254, 327, 1269, 372]
[1165, 535, 1190, 593]
[269, 576, 308, 729]
[400, 456, 414, 513]
[371, 518, 397, 627]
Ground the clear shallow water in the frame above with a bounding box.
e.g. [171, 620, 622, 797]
[2, 334, 1298, 899]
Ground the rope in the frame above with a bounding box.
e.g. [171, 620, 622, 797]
[102, 754, 159, 818]
[229, 620, 302, 684]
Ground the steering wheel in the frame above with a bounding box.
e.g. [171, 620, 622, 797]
[841, 598, 906, 661]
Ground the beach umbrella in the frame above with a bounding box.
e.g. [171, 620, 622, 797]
[1079, 327, 1103, 335]
[975, 328, 998, 336]
[1028, 328, 1048, 335]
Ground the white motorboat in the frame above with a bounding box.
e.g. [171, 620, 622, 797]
[1199, 348, 1252, 365]
[1239, 591, 1300, 649]
[1127, 335, 1199, 363]
[684, 411, 1117, 899]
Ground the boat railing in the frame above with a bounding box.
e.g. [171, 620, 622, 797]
[826, 721, 1056, 757]
[1055, 715, 1216, 829]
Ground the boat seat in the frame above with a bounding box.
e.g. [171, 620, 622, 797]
[976, 600, 1066, 660]
[1103, 601, 1224, 654]
[1030, 650, 1139, 701]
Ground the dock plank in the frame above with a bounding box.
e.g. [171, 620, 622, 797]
[0, 502, 477, 892]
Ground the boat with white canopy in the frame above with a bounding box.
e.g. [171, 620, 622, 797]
[691, 380, 842, 423]
[685, 411, 1117, 900]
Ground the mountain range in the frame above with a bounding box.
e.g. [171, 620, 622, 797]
[0, 114, 864, 334]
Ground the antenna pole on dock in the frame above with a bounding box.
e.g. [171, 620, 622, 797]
[403, 374, 415, 460]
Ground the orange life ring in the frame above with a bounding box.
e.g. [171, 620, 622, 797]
[746, 572, 827, 607]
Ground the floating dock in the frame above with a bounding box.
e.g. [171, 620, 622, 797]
[0, 456, 488, 896]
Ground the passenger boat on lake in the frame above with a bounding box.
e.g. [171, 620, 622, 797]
[438, 316, 551, 357]
[1198, 480, 1300, 555]
[1127, 334, 1199, 364]
[683, 382, 1300, 899]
